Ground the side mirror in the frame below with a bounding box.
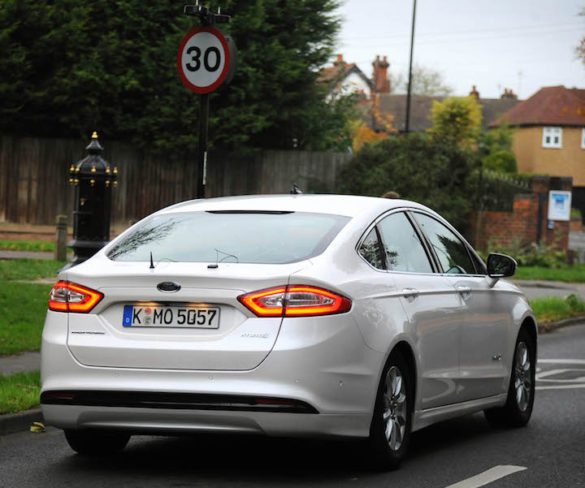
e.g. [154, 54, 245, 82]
[487, 253, 517, 278]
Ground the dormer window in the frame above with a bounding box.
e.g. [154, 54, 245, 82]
[542, 127, 562, 148]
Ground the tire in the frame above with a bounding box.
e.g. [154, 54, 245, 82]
[367, 349, 413, 470]
[64, 430, 131, 456]
[484, 327, 535, 428]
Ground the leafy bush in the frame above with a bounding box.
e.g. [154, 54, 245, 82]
[483, 149, 517, 173]
[339, 132, 476, 234]
[488, 239, 566, 268]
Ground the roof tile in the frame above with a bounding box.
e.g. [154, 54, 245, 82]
[496, 86, 585, 127]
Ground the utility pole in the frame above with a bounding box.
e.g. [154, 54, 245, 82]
[405, 0, 417, 133]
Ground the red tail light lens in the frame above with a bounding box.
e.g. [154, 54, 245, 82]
[49, 281, 103, 313]
[238, 286, 287, 317]
[238, 285, 351, 317]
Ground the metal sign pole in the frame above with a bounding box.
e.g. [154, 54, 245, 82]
[181, 3, 233, 200]
[197, 93, 210, 198]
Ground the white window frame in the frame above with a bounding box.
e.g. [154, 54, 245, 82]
[542, 126, 562, 149]
[581, 128, 585, 149]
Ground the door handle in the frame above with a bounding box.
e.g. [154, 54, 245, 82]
[402, 288, 420, 301]
[457, 286, 472, 301]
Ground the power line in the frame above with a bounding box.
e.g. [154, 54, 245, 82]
[339, 21, 583, 42]
[338, 26, 582, 48]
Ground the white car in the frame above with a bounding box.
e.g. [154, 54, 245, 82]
[41, 195, 536, 469]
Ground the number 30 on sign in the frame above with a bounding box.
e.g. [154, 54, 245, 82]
[177, 26, 232, 94]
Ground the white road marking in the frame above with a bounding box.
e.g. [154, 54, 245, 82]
[536, 368, 585, 382]
[535, 368, 568, 379]
[444, 465, 526, 488]
[538, 359, 585, 365]
[537, 384, 585, 391]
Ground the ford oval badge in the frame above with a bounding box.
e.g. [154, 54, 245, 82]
[157, 282, 181, 292]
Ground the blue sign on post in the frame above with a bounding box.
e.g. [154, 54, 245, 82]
[547, 191, 572, 221]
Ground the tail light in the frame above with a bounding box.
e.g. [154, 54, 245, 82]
[238, 285, 351, 317]
[49, 281, 103, 313]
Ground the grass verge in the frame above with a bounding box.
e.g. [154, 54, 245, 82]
[0, 283, 52, 355]
[0, 260, 59, 355]
[515, 264, 585, 283]
[0, 371, 40, 414]
[529, 294, 585, 325]
[0, 259, 62, 282]
[0, 239, 55, 253]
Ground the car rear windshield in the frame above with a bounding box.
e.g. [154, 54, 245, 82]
[107, 211, 350, 264]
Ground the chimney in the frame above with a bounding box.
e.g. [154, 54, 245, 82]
[501, 88, 518, 100]
[372, 55, 390, 94]
[334, 53, 344, 66]
[469, 85, 480, 100]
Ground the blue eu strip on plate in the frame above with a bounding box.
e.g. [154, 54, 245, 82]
[123, 305, 134, 327]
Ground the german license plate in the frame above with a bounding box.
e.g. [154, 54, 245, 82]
[122, 304, 220, 329]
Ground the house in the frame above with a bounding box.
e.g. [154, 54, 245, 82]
[494, 86, 585, 218]
[373, 87, 520, 132]
[318, 54, 373, 99]
[319, 54, 521, 141]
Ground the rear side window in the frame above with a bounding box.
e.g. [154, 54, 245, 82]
[377, 212, 433, 273]
[359, 228, 385, 269]
[107, 211, 349, 264]
[414, 213, 476, 274]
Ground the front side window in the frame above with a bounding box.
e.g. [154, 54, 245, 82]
[542, 127, 562, 148]
[107, 211, 349, 264]
[377, 212, 433, 273]
[414, 214, 476, 275]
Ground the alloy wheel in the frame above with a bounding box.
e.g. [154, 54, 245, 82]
[514, 341, 532, 412]
[383, 366, 407, 451]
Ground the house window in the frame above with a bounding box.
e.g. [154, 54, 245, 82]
[581, 128, 585, 149]
[542, 127, 562, 148]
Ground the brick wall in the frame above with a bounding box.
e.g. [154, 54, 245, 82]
[472, 176, 572, 253]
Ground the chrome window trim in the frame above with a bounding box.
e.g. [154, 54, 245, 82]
[355, 207, 438, 275]
[408, 210, 488, 278]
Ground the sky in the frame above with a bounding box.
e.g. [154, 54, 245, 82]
[335, 0, 584, 99]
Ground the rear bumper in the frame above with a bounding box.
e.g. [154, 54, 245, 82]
[41, 404, 370, 438]
[41, 310, 384, 438]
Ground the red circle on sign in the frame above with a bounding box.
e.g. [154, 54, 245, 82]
[177, 26, 231, 94]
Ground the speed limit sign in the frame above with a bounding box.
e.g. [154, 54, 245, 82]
[177, 26, 232, 94]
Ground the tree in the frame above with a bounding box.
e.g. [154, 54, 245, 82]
[429, 96, 482, 149]
[350, 122, 388, 152]
[577, 8, 585, 65]
[0, 0, 351, 153]
[390, 64, 453, 96]
[339, 133, 475, 233]
[480, 124, 517, 173]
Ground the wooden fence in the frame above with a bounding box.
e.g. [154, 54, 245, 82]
[0, 135, 352, 226]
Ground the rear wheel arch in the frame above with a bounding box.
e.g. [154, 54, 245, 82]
[390, 341, 417, 408]
[367, 341, 417, 469]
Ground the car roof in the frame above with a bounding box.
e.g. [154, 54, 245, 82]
[160, 194, 431, 219]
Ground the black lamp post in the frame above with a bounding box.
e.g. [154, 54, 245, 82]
[68, 132, 118, 266]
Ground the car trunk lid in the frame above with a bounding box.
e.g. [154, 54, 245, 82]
[64, 259, 308, 370]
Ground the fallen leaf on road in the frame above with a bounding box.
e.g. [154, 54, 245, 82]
[30, 422, 45, 433]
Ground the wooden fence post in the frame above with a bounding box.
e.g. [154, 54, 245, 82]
[55, 215, 68, 262]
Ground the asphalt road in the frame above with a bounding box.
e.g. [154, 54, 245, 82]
[1, 325, 584, 488]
